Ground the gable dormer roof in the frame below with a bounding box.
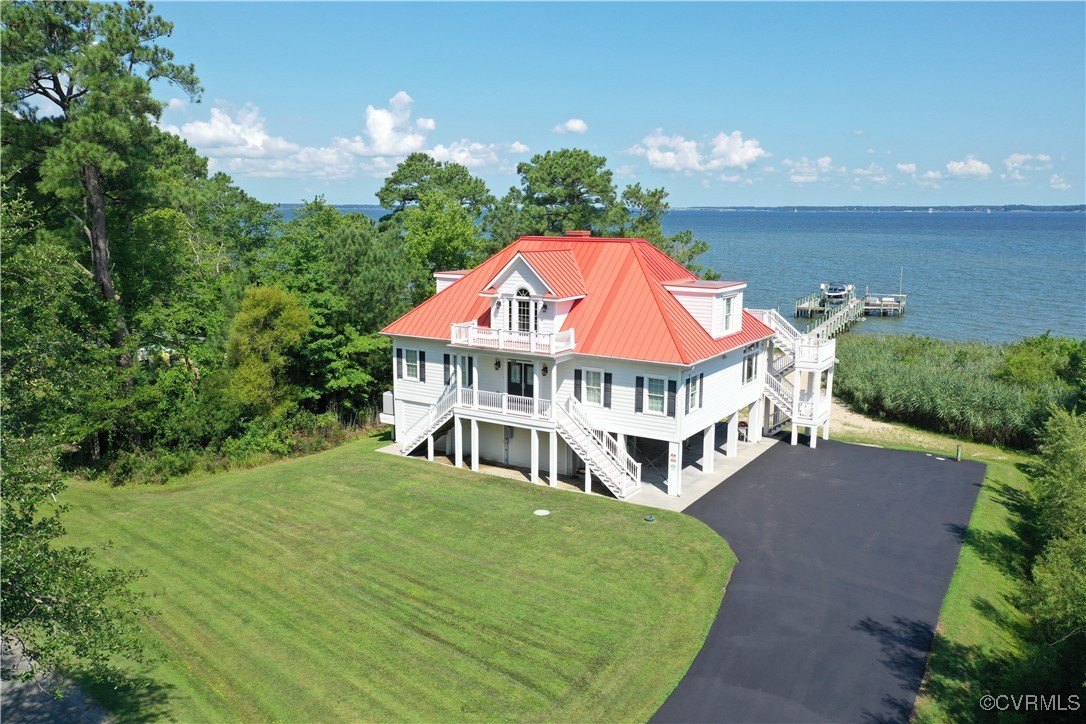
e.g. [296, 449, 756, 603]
[382, 233, 773, 364]
[480, 247, 588, 299]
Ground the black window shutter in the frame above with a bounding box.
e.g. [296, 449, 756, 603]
[603, 373, 612, 408]
[667, 379, 677, 417]
[699, 373, 704, 408]
[444, 354, 451, 384]
[396, 348, 403, 379]
[685, 378, 691, 414]
[467, 356, 474, 386]
[574, 369, 582, 401]
[635, 376, 644, 413]
[419, 351, 426, 382]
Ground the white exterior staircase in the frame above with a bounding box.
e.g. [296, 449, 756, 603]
[399, 381, 458, 455]
[555, 398, 642, 499]
[750, 308, 835, 435]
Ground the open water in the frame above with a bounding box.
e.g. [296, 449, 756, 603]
[662, 210, 1085, 343]
[303, 205, 1085, 344]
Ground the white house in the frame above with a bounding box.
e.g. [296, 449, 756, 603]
[380, 231, 835, 500]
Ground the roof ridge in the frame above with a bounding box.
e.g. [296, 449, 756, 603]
[631, 243, 694, 365]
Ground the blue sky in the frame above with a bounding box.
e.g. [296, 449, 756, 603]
[153, 1, 1085, 207]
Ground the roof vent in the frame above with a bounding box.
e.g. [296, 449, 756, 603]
[566, 230, 592, 238]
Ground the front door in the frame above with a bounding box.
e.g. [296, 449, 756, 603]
[507, 361, 535, 399]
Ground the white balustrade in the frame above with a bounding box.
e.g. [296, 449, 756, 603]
[450, 322, 575, 354]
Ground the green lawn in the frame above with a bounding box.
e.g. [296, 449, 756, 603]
[60, 431, 735, 722]
[830, 419, 1034, 723]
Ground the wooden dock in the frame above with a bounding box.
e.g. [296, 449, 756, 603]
[793, 284, 908, 339]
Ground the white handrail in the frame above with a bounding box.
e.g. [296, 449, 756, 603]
[400, 381, 457, 453]
[561, 398, 641, 489]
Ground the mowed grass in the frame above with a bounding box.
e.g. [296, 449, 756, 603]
[830, 418, 1033, 723]
[60, 431, 735, 722]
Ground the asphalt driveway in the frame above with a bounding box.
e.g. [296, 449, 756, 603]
[653, 439, 985, 723]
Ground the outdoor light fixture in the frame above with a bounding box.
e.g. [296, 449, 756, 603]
[494, 359, 501, 370]
[542, 365, 549, 376]
[541, 302, 548, 313]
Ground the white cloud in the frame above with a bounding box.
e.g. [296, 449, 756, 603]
[781, 155, 843, 184]
[1001, 153, 1052, 182]
[852, 163, 889, 184]
[336, 91, 432, 156]
[429, 139, 530, 169]
[626, 129, 769, 173]
[896, 163, 917, 174]
[1050, 174, 1071, 191]
[162, 104, 301, 159]
[852, 129, 865, 136]
[552, 118, 588, 134]
[921, 170, 943, 180]
[708, 131, 771, 169]
[161, 91, 527, 181]
[946, 155, 992, 178]
[166, 97, 188, 112]
[782, 157, 821, 184]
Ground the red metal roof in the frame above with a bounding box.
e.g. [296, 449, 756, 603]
[382, 234, 774, 365]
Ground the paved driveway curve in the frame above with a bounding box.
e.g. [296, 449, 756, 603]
[653, 439, 984, 723]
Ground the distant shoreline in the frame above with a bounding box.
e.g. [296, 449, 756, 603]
[275, 203, 1085, 214]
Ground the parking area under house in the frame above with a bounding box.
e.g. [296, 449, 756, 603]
[377, 419, 781, 513]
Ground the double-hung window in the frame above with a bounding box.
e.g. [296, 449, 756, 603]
[646, 376, 666, 415]
[584, 369, 603, 406]
[723, 296, 734, 332]
[688, 374, 700, 411]
[405, 349, 420, 380]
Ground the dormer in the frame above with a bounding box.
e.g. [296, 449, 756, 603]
[664, 280, 747, 338]
[434, 270, 469, 294]
[479, 249, 588, 333]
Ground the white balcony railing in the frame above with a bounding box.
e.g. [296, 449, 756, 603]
[451, 322, 575, 355]
[461, 388, 552, 420]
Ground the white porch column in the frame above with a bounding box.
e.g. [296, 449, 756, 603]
[726, 411, 739, 458]
[427, 434, 434, 462]
[454, 415, 463, 468]
[470, 419, 480, 471]
[549, 430, 558, 487]
[749, 401, 763, 443]
[790, 369, 801, 446]
[532, 365, 541, 415]
[550, 362, 557, 403]
[530, 428, 539, 484]
[702, 424, 715, 474]
[667, 441, 682, 496]
[824, 368, 835, 440]
[584, 463, 591, 493]
[472, 356, 480, 408]
[763, 396, 773, 437]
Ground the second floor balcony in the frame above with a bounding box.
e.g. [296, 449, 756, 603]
[451, 321, 576, 355]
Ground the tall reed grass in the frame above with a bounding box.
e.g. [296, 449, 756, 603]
[834, 334, 1080, 449]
